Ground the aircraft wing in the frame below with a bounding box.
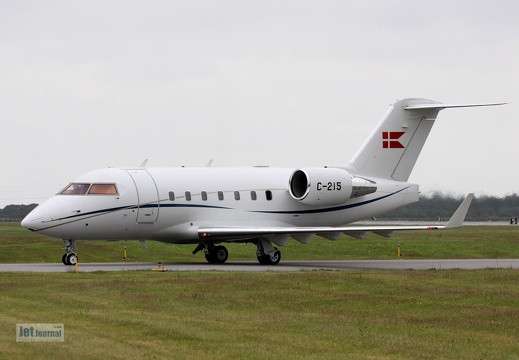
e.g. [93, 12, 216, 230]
[198, 193, 474, 243]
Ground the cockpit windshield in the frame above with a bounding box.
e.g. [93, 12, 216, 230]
[59, 183, 118, 195]
[59, 183, 91, 195]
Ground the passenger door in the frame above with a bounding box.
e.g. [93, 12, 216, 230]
[125, 169, 159, 224]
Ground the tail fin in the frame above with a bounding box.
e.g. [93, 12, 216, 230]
[347, 98, 504, 181]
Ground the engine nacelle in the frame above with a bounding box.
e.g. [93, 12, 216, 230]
[289, 168, 353, 206]
[289, 168, 378, 206]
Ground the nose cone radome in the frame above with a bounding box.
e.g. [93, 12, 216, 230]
[21, 205, 45, 231]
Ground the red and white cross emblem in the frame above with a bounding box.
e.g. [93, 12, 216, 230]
[382, 132, 405, 148]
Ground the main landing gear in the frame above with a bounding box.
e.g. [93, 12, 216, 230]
[193, 239, 281, 265]
[62, 239, 78, 266]
[193, 243, 229, 264]
[256, 238, 281, 265]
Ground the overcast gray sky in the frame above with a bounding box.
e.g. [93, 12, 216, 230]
[1, 1, 517, 208]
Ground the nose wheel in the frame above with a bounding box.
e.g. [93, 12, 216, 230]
[62, 253, 78, 265]
[62, 239, 78, 266]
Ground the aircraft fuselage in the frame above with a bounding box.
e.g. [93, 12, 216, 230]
[22, 167, 418, 244]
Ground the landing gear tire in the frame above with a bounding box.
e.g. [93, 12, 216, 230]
[269, 250, 281, 265]
[204, 245, 228, 264]
[257, 254, 269, 265]
[62, 253, 78, 265]
[66, 253, 78, 266]
[257, 249, 281, 265]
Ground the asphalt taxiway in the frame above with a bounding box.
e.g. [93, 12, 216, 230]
[0, 259, 518, 272]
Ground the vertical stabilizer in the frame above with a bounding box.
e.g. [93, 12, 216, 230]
[349, 98, 443, 181]
[347, 98, 504, 180]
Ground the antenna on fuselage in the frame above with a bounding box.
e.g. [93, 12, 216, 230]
[139, 159, 149, 168]
[205, 159, 214, 167]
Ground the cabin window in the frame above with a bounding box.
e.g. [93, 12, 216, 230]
[218, 191, 224, 200]
[185, 191, 192, 201]
[59, 183, 91, 195]
[266, 190, 273, 201]
[201, 191, 207, 201]
[251, 191, 257, 200]
[169, 191, 175, 201]
[88, 184, 118, 195]
[234, 191, 240, 200]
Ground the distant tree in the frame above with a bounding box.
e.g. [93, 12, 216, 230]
[378, 193, 519, 221]
[0, 204, 38, 221]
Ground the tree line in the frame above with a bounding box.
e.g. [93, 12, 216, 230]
[378, 193, 519, 221]
[1, 193, 518, 221]
[0, 204, 38, 222]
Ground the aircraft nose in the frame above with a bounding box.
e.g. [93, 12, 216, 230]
[20, 216, 29, 229]
[21, 207, 45, 231]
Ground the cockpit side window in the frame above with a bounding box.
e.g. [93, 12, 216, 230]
[88, 184, 118, 195]
[59, 183, 91, 195]
[59, 183, 118, 195]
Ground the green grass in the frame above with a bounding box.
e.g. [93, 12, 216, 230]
[1, 270, 519, 359]
[1, 223, 518, 263]
[2, 223, 519, 359]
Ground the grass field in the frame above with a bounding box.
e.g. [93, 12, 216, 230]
[1, 223, 519, 359]
[2, 270, 519, 359]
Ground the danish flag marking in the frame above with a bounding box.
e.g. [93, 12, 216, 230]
[382, 132, 405, 148]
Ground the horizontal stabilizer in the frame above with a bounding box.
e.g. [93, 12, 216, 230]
[405, 102, 506, 111]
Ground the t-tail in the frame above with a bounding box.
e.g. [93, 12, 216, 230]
[346, 98, 505, 181]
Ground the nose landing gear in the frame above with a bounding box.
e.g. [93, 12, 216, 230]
[62, 239, 78, 266]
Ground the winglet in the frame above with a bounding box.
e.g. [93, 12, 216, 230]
[444, 193, 474, 229]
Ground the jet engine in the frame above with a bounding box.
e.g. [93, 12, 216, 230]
[288, 168, 377, 206]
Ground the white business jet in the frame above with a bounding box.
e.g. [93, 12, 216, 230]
[21, 98, 502, 266]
